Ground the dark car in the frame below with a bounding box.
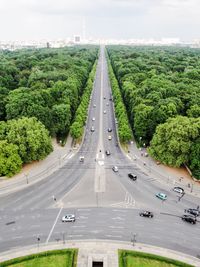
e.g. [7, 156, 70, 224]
[139, 211, 153, 218]
[182, 215, 196, 224]
[185, 208, 199, 217]
[128, 173, 137, 181]
[105, 150, 111, 156]
[108, 128, 112, 132]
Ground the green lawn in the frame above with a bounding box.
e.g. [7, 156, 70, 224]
[126, 256, 184, 267]
[0, 249, 77, 267]
[119, 250, 193, 267]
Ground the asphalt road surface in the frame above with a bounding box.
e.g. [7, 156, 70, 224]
[0, 46, 200, 259]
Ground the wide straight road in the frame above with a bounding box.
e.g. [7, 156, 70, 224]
[0, 46, 200, 260]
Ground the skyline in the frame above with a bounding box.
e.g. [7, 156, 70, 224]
[0, 0, 200, 42]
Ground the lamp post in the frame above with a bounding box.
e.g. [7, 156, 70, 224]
[131, 233, 137, 246]
[37, 236, 40, 250]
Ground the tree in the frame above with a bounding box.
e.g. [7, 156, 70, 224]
[5, 117, 53, 163]
[148, 116, 200, 167]
[0, 140, 22, 177]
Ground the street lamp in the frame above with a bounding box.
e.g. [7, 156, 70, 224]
[131, 233, 137, 246]
[37, 236, 40, 250]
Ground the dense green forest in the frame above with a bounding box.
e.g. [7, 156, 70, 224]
[107, 46, 200, 179]
[0, 46, 98, 177]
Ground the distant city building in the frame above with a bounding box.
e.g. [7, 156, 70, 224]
[74, 35, 81, 43]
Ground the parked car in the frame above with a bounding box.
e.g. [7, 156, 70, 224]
[185, 208, 199, 217]
[62, 214, 75, 222]
[139, 211, 153, 218]
[106, 102, 109, 106]
[173, 186, 184, 194]
[108, 128, 112, 132]
[108, 135, 112, 140]
[103, 110, 106, 114]
[105, 150, 111, 156]
[91, 126, 95, 132]
[93, 104, 96, 108]
[181, 215, 196, 224]
[112, 166, 118, 172]
[156, 192, 167, 200]
[128, 173, 137, 181]
[92, 117, 95, 121]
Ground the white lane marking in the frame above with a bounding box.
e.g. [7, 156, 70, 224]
[109, 226, 124, 229]
[102, 154, 105, 159]
[98, 161, 104, 166]
[45, 207, 63, 244]
[113, 209, 127, 212]
[96, 153, 99, 159]
[77, 208, 91, 211]
[112, 217, 125, 221]
[68, 154, 74, 159]
[68, 234, 83, 238]
[71, 225, 86, 228]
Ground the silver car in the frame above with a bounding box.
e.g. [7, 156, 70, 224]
[62, 214, 75, 222]
[112, 166, 118, 172]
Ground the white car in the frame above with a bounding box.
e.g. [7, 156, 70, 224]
[93, 104, 96, 108]
[173, 187, 184, 194]
[108, 135, 112, 140]
[62, 214, 75, 222]
[103, 110, 106, 114]
[92, 117, 95, 121]
[112, 166, 118, 172]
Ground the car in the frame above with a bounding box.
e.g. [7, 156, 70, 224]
[108, 128, 112, 132]
[128, 173, 137, 181]
[91, 126, 95, 132]
[92, 117, 95, 121]
[181, 215, 196, 224]
[104, 96, 106, 99]
[93, 104, 96, 108]
[156, 192, 167, 200]
[173, 186, 184, 194]
[185, 208, 199, 217]
[108, 135, 112, 140]
[79, 156, 84, 162]
[105, 150, 111, 156]
[112, 166, 118, 172]
[139, 211, 154, 218]
[103, 110, 106, 114]
[62, 214, 75, 222]
[156, 161, 161, 165]
[106, 102, 109, 106]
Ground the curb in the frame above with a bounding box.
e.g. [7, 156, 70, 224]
[0, 240, 199, 266]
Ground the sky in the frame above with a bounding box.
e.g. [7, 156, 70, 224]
[0, 0, 200, 41]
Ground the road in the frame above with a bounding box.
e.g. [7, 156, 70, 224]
[0, 46, 200, 259]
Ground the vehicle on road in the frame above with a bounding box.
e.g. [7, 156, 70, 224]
[106, 102, 109, 106]
[128, 173, 137, 181]
[91, 126, 95, 132]
[103, 110, 106, 114]
[181, 215, 196, 224]
[173, 186, 184, 194]
[156, 192, 167, 200]
[79, 156, 84, 163]
[104, 96, 106, 99]
[92, 117, 95, 121]
[112, 166, 118, 172]
[108, 135, 112, 140]
[139, 211, 154, 218]
[108, 128, 112, 132]
[185, 208, 199, 217]
[93, 104, 96, 108]
[105, 150, 111, 156]
[62, 214, 75, 222]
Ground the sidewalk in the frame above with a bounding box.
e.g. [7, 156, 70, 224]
[0, 135, 76, 195]
[0, 240, 199, 266]
[127, 140, 200, 197]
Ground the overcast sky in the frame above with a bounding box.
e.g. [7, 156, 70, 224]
[0, 0, 200, 41]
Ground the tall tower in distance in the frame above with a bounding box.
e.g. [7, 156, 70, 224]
[82, 17, 86, 42]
